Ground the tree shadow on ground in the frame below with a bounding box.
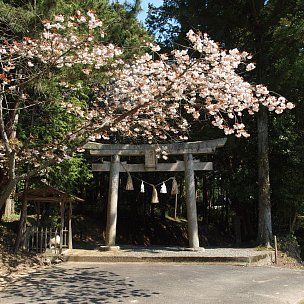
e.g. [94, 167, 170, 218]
[0, 266, 160, 303]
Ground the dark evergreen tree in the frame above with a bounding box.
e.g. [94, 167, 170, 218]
[147, 0, 304, 246]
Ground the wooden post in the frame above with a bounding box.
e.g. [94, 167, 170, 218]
[105, 154, 120, 247]
[35, 226, 38, 252]
[274, 235, 278, 264]
[36, 202, 40, 227]
[68, 202, 73, 250]
[24, 227, 29, 251]
[54, 228, 58, 254]
[64, 227, 67, 247]
[184, 153, 200, 249]
[45, 228, 48, 251]
[60, 201, 65, 253]
[39, 227, 43, 253]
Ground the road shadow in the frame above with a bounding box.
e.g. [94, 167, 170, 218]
[0, 266, 160, 303]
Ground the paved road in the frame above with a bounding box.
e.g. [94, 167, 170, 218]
[0, 263, 304, 304]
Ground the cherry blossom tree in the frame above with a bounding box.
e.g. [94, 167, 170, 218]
[0, 11, 294, 211]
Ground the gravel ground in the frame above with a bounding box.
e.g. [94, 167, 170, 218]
[0, 255, 47, 292]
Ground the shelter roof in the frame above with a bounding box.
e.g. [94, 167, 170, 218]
[17, 185, 85, 203]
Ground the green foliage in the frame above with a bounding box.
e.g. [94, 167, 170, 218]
[268, 3, 304, 95]
[255, 245, 273, 251]
[0, 1, 36, 35]
[48, 153, 93, 194]
[278, 234, 302, 260]
[18, 102, 79, 145]
[38, 0, 151, 54]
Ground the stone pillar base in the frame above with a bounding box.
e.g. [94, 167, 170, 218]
[99, 245, 120, 252]
[184, 247, 205, 252]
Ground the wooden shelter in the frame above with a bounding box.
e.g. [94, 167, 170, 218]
[19, 185, 84, 251]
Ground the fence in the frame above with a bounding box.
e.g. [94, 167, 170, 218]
[25, 226, 69, 253]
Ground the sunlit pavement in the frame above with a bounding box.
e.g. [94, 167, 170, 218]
[0, 263, 304, 303]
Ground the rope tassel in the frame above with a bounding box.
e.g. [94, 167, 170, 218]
[171, 177, 179, 195]
[151, 185, 159, 204]
[126, 173, 134, 191]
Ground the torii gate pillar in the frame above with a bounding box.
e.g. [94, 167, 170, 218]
[105, 154, 120, 247]
[184, 153, 200, 249]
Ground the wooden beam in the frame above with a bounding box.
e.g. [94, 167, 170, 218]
[85, 138, 227, 156]
[23, 196, 64, 203]
[92, 161, 213, 172]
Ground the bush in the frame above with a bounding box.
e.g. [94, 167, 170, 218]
[278, 234, 302, 261]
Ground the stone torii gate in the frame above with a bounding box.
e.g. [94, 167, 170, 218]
[85, 138, 226, 250]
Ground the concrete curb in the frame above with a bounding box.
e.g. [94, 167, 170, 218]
[62, 252, 273, 265]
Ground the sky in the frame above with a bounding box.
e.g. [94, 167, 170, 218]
[137, 0, 163, 24]
[111, 0, 163, 24]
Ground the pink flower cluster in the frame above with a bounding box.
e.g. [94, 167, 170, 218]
[89, 30, 294, 140]
[0, 10, 121, 93]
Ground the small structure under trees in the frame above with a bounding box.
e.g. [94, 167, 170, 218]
[85, 138, 226, 250]
[17, 186, 84, 252]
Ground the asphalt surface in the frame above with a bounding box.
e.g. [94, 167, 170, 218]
[0, 263, 304, 304]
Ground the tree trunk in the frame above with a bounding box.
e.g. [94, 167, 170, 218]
[14, 199, 28, 251]
[0, 178, 17, 212]
[257, 106, 272, 247]
[15, 178, 29, 251]
[4, 196, 15, 218]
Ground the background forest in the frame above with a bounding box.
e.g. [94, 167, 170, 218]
[0, 0, 304, 259]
